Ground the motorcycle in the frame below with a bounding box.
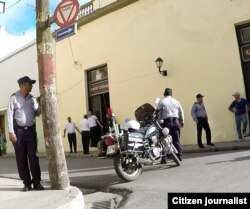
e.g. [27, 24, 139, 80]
[99, 103, 181, 182]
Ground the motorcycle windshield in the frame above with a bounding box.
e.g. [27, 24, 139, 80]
[134, 103, 155, 122]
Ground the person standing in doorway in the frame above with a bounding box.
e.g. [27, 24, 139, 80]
[0, 128, 7, 156]
[191, 94, 214, 148]
[95, 111, 104, 143]
[228, 92, 249, 142]
[63, 117, 80, 153]
[79, 114, 90, 155]
[88, 111, 103, 147]
[7, 76, 44, 191]
[157, 88, 184, 162]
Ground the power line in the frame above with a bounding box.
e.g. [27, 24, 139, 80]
[5, 0, 21, 11]
[27, 3, 35, 11]
[68, 37, 76, 63]
[68, 36, 82, 70]
[5, 0, 36, 12]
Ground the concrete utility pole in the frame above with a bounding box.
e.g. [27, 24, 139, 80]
[36, 0, 70, 190]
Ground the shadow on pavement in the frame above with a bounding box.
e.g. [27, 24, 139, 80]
[205, 154, 250, 165]
[183, 149, 250, 159]
[70, 173, 124, 189]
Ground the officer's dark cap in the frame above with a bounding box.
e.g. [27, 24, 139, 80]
[17, 76, 36, 84]
[196, 93, 204, 99]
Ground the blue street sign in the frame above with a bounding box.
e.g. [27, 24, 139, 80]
[55, 24, 77, 42]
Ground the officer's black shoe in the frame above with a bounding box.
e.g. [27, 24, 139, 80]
[207, 143, 215, 146]
[177, 155, 182, 162]
[198, 144, 205, 148]
[33, 182, 44, 190]
[22, 185, 32, 192]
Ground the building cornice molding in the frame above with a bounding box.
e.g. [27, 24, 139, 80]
[77, 0, 140, 27]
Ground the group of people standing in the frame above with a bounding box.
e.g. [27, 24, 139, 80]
[63, 111, 103, 155]
[4, 75, 250, 192]
[191, 91, 250, 147]
[157, 88, 250, 162]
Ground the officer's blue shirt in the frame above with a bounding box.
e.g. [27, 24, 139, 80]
[7, 91, 40, 133]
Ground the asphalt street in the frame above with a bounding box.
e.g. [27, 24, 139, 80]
[0, 149, 250, 209]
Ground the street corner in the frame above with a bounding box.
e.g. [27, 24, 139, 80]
[44, 186, 85, 209]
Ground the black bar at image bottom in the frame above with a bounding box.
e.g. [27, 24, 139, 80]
[168, 193, 250, 209]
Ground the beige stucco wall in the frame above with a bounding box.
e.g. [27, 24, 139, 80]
[93, 0, 116, 9]
[56, 0, 250, 148]
[1, 0, 249, 153]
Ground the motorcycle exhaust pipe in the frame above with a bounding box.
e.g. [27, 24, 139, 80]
[136, 158, 152, 164]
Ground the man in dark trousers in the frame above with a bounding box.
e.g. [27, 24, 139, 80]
[88, 111, 103, 147]
[157, 88, 184, 162]
[63, 117, 80, 153]
[228, 92, 249, 142]
[191, 93, 214, 148]
[7, 76, 44, 191]
[79, 114, 90, 155]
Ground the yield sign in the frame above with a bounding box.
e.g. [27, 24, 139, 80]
[53, 0, 80, 28]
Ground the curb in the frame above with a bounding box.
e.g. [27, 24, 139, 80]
[56, 186, 84, 209]
[182, 139, 250, 153]
[2, 140, 250, 158]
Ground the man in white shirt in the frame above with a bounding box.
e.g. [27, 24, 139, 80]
[79, 115, 90, 154]
[63, 117, 80, 153]
[157, 88, 184, 161]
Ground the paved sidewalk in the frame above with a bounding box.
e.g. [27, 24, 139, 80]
[182, 137, 250, 153]
[0, 177, 84, 209]
[0, 138, 250, 209]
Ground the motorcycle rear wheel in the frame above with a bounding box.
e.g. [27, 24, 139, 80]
[113, 152, 142, 182]
[171, 152, 181, 166]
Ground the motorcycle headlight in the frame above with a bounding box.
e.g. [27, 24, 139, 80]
[162, 127, 169, 136]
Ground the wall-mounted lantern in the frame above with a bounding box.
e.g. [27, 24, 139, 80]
[155, 57, 167, 76]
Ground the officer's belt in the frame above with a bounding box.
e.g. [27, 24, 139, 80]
[164, 117, 179, 122]
[14, 124, 35, 130]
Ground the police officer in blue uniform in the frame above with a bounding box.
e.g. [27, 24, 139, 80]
[7, 76, 44, 191]
[157, 88, 184, 162]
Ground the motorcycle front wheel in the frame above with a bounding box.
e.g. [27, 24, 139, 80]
[113, 152, 142, 182]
